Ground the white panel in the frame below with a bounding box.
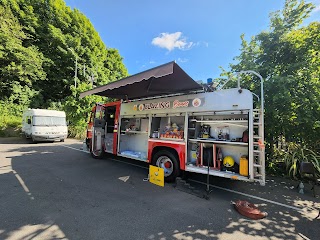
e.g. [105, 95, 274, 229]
[121, 89, 253, 116]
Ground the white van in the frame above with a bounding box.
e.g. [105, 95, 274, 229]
[22, 109, 68, 142]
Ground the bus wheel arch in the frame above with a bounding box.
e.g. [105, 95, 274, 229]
[151, 147, 181, 182]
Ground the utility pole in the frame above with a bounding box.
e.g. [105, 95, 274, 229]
[68, 47, 78, 88]
[75, 56, 77, 88]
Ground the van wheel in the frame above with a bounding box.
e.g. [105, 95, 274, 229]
[31, 136, 37, 143]
[60, 139, 65, 142]
[152, 150, 180, 182]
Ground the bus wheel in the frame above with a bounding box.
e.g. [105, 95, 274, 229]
[152, 150, 180, 182]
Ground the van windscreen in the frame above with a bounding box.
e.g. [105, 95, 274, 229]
[33, 116, 67, 126]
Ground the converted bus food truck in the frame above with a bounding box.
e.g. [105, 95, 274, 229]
[80, 62, 265, 185]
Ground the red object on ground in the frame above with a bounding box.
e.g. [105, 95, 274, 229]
[233, 200, 267, 220]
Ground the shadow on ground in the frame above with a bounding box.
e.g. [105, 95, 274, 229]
[0, 139, 319, 240]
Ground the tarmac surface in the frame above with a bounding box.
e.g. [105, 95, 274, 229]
[0, 137, 319, 240]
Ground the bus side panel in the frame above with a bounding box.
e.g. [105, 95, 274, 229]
[148, 140, 186, 170]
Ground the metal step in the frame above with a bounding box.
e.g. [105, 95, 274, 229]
[253, 146, 263, 150]
[252, 108, 265, 185]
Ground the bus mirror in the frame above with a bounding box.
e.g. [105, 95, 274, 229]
[27, 119, 31, 124]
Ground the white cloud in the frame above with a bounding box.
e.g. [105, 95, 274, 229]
[177, 58, 188, 63]
[151, 32, 194, 51]
[311, 0, 320, 12]
[194, 41, 209, 47]
[314, 5, 320, 12]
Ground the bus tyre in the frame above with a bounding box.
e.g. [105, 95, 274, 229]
[152, 150, 180, 182]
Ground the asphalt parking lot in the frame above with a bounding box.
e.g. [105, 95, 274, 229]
[0, 138, 319, 240]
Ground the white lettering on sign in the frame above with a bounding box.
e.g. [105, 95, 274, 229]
[135, 98, 204, 112]
[139, 101, 170, 111]
[173, 100, 189, 109]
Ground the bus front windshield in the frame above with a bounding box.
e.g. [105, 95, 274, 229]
[33, 116, 67, 126]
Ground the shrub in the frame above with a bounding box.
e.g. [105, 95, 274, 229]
[282, 143, 320, 179]
[0, 100, 25, 136]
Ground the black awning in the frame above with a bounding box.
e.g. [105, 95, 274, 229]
[79, 61, 202, 100]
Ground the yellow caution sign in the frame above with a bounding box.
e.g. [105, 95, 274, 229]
[149, 165, 164, 187]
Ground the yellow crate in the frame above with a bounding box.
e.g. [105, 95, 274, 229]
[239, 156, 249, 176]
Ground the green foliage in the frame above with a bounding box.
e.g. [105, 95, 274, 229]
[0, 0, 128, 138]
[279, 143, 320, 179]
[0, 100, 24, 137]
[62, 82, 106, 138]
[218, 0, 320, 175]
[0, 3, 45, 105]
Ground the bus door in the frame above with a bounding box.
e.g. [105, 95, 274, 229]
[104, 104, 120, 154]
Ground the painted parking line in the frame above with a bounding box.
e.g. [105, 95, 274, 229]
[61, 145, 147, 169]
[62, 144, 89, 153]
[61, 144, 304, 213]
[13, 170, 34, 200]
[189, 179, 303, 212]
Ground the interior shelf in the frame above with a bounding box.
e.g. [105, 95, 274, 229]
[190, 119, 247, 123]
[186, 165, 249, 181]
[189, 138, 248, 146]
[159, 137, 184, 142]
[121, 130, 148, 134]
[190, 120, 248, 128]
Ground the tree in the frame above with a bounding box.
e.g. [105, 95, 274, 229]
[0, 4, 46, 106]
[220, 0, 319, 157]
[1, 0, 128, 106]
[0, 0, 128, 137]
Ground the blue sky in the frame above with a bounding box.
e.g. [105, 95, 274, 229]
[65, 0, 320, 81]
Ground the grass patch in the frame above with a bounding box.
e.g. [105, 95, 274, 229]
[0, 100, 24, 138]
[0, 116, 22, 137]
[0, 126, 21, 137]
[68, 125, 86, 139]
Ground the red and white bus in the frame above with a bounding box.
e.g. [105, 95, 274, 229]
[81, 62, 265, 184]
